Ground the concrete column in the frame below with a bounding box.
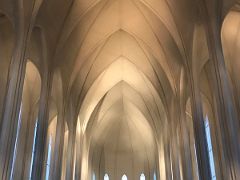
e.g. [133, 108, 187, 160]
[189, 73, 211, 180]
[65, 128, 77, 180]
[168, 99, 185, 180]
[208, 41, 240, 179]
[13, 108, 36, 179]
[189, 121, 199, 180]
[171, 96, 194, 180]
[158, 135, 166, 180]
[22, 111, 39, 179]
[0, 3, 27, 179]
[163, 132, 172, 180]
[198, 1, 240, 179]
[51, 111, 66, 180]
[179, 107, 194, 180]
[170, 126, 181, 180]
[0, 1, 45, 179]
[75, 130, 83, 180]
[31, 74, 52, 180]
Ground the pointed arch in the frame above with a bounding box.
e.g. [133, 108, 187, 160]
[92, 172, 96, 180]
[122, 174, 127, 180]
[153, 172, 157, 180]
[140, 173, 145, 180]
[104, 173, 109, 180]
[79, 58, 167, 133]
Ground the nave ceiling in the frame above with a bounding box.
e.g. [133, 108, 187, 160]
[1, 0, 240, 179]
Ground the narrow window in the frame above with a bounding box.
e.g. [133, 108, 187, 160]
[140, 173, 145, 180]
[104, 173, 109, 180]
[193, 143, 199, 180]
[10, 103, 22, 180]
[29, 120, 38, 179]
[205, 116, 216, 180]
[45, 136, 52, 180]
[153, 172, 157, 180]
[92, 172, 96, 180]
[122, 174, 127, 180]
[170, 152, 174, 180]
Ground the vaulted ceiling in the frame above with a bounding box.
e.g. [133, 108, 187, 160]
[0, 0, 239, 178]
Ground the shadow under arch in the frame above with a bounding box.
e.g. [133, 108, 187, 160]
[0, 12, 15, 126]
[221, 7, 240, 119]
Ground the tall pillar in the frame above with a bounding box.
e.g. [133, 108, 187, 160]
[208, 27, 240, 179]
[171, 95, 194, 180]
[188, 118, 200, 180]
[50, 111, 66, 180]
[197, 1, 240, 179]
[0, 38, 26, 179]
[178, 111, 194, 180]
[189, 73, 211, 180]
[169, 123, 181, 180]
[169, 99, 186, 180]
[163, 130, 172, 180]
[75, 128, 83, 180]
[22, 112, 38, 179]
[65, 128, 77, 180]
[31, 73, 52, 180]
[0, 2, 27, 179]
[0, 0, 44, 179]
[158, 134, 166, 180]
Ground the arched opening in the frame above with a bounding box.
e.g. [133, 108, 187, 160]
[153, 172, 157, 180]
[222, 7, 240, 119]
[104, 173, 109, 180]
[80, 59, 163, 179]
[92, 172, 96, 180]
[122, 174, 127, 180]
[140, 173, 145, 180]
[65, 1, 179, 179]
